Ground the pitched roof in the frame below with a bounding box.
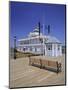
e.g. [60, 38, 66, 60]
[45, 36, 61, 43]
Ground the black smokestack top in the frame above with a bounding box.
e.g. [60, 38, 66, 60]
[38, 22, 40, 36]
[48, 25, 50, 34]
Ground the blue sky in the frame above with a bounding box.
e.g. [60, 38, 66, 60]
[10, 1, 66, 47]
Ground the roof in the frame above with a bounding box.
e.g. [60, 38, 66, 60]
[18, 35, 61, 44]
[45, 36, 61, 44]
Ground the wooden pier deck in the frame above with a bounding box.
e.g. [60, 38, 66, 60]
[9, 55, 65, 88]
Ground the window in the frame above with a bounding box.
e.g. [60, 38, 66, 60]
[47, 44, 52, 50]
[30, 38, 40, 44]
[58, 45, 60, 50]
[39, 38, 43, 43]
[30, 47, 32, 51]
[48, 47, 51, 50]
[20, 40, 29, 45]
[20, 41, 23, 45]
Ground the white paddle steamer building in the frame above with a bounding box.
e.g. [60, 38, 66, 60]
[17, 27, 62, 57]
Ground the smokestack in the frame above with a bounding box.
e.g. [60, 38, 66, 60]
[38, 22, 40, 36]
[48, 25, 50, 34]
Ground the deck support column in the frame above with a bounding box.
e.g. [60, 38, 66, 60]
[52, 44, 54, 56]
[55, 44, 58, 57]
[59, 45, 62, 56]
[45, 44, 47, 56]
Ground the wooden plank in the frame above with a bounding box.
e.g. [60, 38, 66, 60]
[48, 61, 57, 68]
[29, 57, 61, 73]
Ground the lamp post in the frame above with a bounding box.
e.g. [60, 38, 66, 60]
[14, 36, 16, 59]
